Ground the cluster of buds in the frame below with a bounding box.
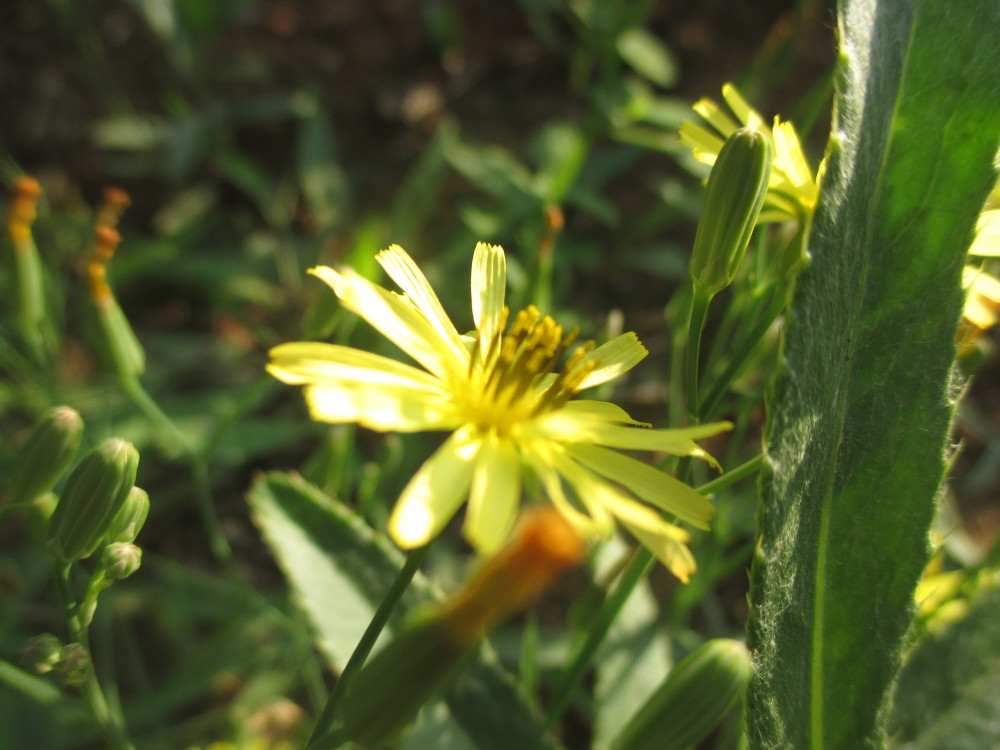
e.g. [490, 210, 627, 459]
[6, 407, 149, 625]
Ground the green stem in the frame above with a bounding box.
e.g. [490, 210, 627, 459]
[545, 455, 763, 727]
[53, 562, 135, 750]
[546, 546, 655, 728]
[120, 377, 233, 566]
[686, 286, 713, 422]
[699, 287, 786, 421]
[305, 544, 431, 749]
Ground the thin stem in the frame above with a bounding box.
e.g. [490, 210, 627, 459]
[686, 286, 713, 422]
[546, 547, 655, 727]
[699, 288, 786, 421]
[545, 456, 763, 727]
[305, 544, 431, 749]
[53, 562, 135, 750]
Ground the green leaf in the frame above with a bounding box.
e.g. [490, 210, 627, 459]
[746, 0, 1000, 748]
[615, 28, 678, 88]
[247, 472, 561, 750]
[887, 586, 1000, 749]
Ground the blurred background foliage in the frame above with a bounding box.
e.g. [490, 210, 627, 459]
[1, 1, 996, 748]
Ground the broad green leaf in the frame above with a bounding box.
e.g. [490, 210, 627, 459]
[746, 0, 1000, 748]
[247, 471, 561, 750]
[887, 586, 1000, 749]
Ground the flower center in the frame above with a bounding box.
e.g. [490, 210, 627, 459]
[463, 305, 599, 436]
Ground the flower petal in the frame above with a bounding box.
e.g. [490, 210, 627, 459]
[268, 342, 444, 391]
[464, 434, 521, 553]
[618, 518, 696, 583]
[575, 332, 648, 390]
[389, 429, 480, 548]
[471, 243, 507, 352]
[310, 266, 467, 380]
[522, 443, 610, 537]
[303, 383, 459, 432]
[376, 245, 467, 354]
[678, 122, 725, 165]
[691, 97, 740, 137]
[568, 443, 714, 529]
[559, 400, 651, 427]
[528, 412, 731, 468]
[721, 83, 767, 131]
[969, 210, 1000, 257]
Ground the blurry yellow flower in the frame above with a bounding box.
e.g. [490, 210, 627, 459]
[269, 243, 729, 581]
[961, 180, 1000, 340]
[679, 83, 818, 223]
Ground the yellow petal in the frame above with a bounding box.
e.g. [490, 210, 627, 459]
[557, 400, 651, 427]
[464, 434, 521, 553]
[969, 210, 1000, 257]
[691, 97, 740, 137]
[304, 383, 459, 432]
[568, 443, 714, 529]
[678, 122, 725, 165]
[618, 518, 696, 583]
[389, 429, 480, 548]
[471, 243, 507, 353]
[530, 411, 730, 467]
[721, 83, 767, 131]
[310, 266, 466, 380]
[268, 342, 443, 391]
[522, 444, 610, 537]
[376, 245, 467, 354]
[576, 332, 648, 390]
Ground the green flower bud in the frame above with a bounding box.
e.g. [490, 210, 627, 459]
[611, 638, 753, 750]
[100, 542, 142, 580]
[46, 438, 139, 563]
[337, 610, 472, 748]
[22, 633, 63, 675]
[104, 486, 150, 544]
[7, 406, 83, 506]
[96, 297, 146, 379]
[690, 128, 773, 295]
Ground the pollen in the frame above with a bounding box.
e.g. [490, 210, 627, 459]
[463, 304, 599, 435]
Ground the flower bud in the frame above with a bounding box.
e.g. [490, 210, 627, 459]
[101, 542, 142, 580]
[104, 486, 150, 544]
[7, 406, 83, 506]
[337, 509, 584, 747]
[57, 643, 90, 687]
[690, 128, 773, 295]
[611, 638, 753, 750]
[47, 438, 139, 562]
[22, 633, 63, 675]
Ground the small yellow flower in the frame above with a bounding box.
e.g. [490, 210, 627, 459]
[679, 83, 818, 224]
[269, 243, 729, 581]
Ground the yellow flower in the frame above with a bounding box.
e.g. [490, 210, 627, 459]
[268, 243, 729, 581]
[961, 180, 1000, 340]
[679, 83, 818, 224]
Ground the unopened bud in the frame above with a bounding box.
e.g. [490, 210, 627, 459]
[101, 542, 142, 580]
[7, 407, 84, 506]
[22, 633, 63, 675]
[57, 643, 90, 687]
[47, 438, 139, 562]
[105, 486, 149, 544]
[690, 128, 773, 295]
[612, 638, 753, 750]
